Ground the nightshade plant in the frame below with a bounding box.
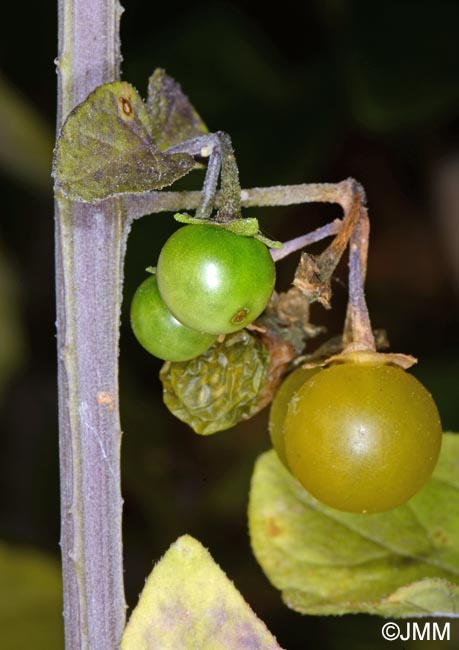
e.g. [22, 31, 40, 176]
[53, 1, 459, 648]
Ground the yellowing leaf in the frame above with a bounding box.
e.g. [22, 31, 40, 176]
[248, 433, 459, 617]
[53, 81, 197, 202]
[121, 535, 284, 650]
[0, 543, 63, 650]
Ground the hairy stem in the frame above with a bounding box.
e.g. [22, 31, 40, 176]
[314, 179, 363, 286]
[166, 134, 222, 220]
[55, 1, 126, 649]
[271, 219, 342, 262]
[122, 180, 356, 223]
[346, 211, 375, 350]
[343, 206, 375, 349]
[215, 132, 242, 220]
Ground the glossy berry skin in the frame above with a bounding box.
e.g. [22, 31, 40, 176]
[269, 366, 319, 466]
[284, 362, 442, 514]
[156, 225, 276, 335]
[130, 275, 217, 362]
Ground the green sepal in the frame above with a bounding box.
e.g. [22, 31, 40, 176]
[53, 81, 198, 203]
[255, 232, 283, 249]
[173, 213, 282, 248]
[173, 212, 218, 226]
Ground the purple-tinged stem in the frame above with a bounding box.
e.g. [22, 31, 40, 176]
[123, 181, 356, 223]
[55, 0, 127, 648]
[271, 219, 342, 262]
[346, 210, 376, 350]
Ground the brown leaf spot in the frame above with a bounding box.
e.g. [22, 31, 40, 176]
[265, 517, 282, 537]
[118, 94, 133, 118]
[96, 391, 115, 411]
[432, 528, 451, 547]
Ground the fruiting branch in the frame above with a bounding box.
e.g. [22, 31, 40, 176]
[124, 177, 376, 351]
[123, 180, 362, 222]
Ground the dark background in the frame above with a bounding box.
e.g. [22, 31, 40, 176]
[0, 0, 458, 648]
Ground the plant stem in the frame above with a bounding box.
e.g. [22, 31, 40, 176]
[55, 1, 126, 649]
[122, 180, 357, 223]
[215, 132, 242, 220]
[271, 219, 342, 262]
[165, 134, 222, 220]
[343, 206, 375, 350]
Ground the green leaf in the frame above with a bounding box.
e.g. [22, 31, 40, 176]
[248, 433, 459, 617]
[53, 81, 197, 202]
[121, 535, 283, 650]
[147, 68, 208, 150]
[0, 543, 63, 650]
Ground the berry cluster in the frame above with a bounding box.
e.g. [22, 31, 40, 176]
[131, 223, 276, 362]
[131, 221, 443, 516]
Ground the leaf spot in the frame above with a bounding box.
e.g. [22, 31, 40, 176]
[432, 528, 451, 547]
[265, 517, 282, 537]
[119, 95, 133, 118]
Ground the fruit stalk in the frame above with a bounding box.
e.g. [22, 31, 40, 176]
[123, 180, 364, 223]
[271, 219, 342, 261]
[55, 0, 127, 648]
[345, 206, 376, 350]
